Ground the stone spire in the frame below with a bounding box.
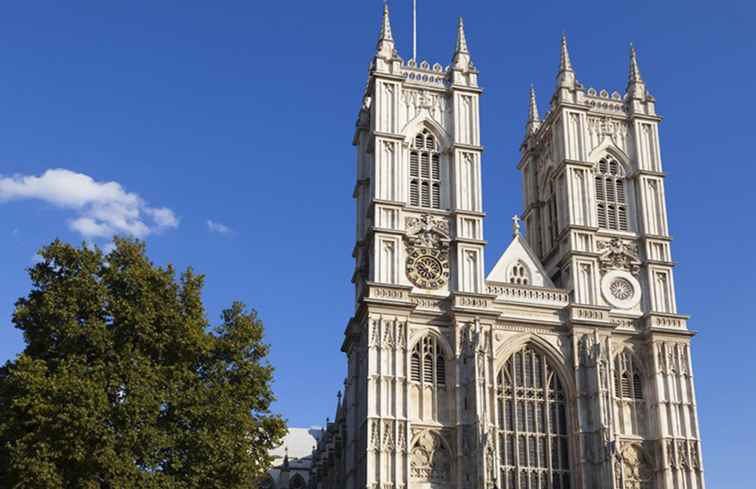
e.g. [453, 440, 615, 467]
[556, 33, 576, 88]
[376, 2, 395, 59]
[526, 85, 541, 135]
[452, 17, 472, 71]
[627, 43, 647, 99]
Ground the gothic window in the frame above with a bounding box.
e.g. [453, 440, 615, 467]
[595, 156, 629, 232]
[409, 129, 442, 209]
[509, 262, 531, 286]
[289, 474, 306, 489]
[410, 335, 446, 386]
[614, 352, 644, 400]
[497, 345, 572, 489]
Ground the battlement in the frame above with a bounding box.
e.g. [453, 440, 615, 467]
[401, 59, 452, 89]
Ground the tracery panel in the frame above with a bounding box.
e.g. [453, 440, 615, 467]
[497, 345, 572, 489]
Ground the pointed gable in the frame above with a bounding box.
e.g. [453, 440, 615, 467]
[486, 235, 554, 288]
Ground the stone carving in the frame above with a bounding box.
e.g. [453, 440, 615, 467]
[617, 442, 654, 489]
[398, 425, 407, 452]
[667, 440, 676, 468]
[382, 325, 395, 348]
[370, 420, 379, 450]
[410, 431, 451, 483]
[597, 238, 641, 276]
[405, 214, 450, 290]
[382, 421, 394, 451]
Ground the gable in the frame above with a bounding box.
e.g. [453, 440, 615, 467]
[486, 236, 554, 288]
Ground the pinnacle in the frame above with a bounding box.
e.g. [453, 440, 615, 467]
[528, 85, 540, 124]
[379, 1, 394, 43]
[629, 43, 643, 84]
[560, 33, 574, 72]
[456, 17, 469, 54]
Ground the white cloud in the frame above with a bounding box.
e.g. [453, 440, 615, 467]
[207, 220, 232, 235]
[0, 168, 178, 240]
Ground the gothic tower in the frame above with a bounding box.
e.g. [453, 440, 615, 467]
[308, 7, 705, 489]
[518, 37, 705, 488]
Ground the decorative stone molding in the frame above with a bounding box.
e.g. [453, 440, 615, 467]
[645, 313, 688, 331]
[367, 283, 412, 303]
[410, 295, 446, 313]
[486, 281, 569, 306]
[570, 305, 610, 323]
[452, 293, 495, 311]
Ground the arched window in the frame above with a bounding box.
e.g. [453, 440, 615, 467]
[509, 262, 531, 286]
[409, 129, 441, 209]
[410, 335, 446, 386]
[614, 351, 644, 400]
[497, 345, 571, 489]
[290, 474, 306, 489]
[595, 156, 629, 232]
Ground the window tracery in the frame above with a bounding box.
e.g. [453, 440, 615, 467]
[409, 129, 441, 209]
[410, 335, 446, 386]
[497, 345, 572, 489]
[595, 156, 629, 231]
[509, 262, 531, 285]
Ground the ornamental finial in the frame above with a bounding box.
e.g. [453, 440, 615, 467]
[512, 215, 521, 238]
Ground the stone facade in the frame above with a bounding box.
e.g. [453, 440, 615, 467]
[309, 5, 705, 489]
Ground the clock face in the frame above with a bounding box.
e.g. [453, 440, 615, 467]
[406, 249, 449, 290]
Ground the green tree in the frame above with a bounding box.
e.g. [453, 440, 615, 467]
[0, 238, 286, 488]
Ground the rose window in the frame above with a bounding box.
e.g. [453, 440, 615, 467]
[610, 278, 634, 300]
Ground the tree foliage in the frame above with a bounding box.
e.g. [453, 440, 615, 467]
[0, 238, 286, 488]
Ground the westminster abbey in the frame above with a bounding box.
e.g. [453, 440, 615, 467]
[307, 4, 706, 489]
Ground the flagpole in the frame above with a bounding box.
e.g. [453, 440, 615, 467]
[412, 0, 417, 62]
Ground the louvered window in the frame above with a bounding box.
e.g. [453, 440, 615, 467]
[595, 156, 629, 231]
[497, 345, 572, 489]
[614, 352, 644, 400]
[410, 335, 446, 387]
[410, 350, 422, 382]
[409, 129, 442, 209]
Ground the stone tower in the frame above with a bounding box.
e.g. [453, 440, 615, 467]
[307, 6, 705, 489]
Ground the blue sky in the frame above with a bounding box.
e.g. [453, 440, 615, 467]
[0, 0, 752, 486]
